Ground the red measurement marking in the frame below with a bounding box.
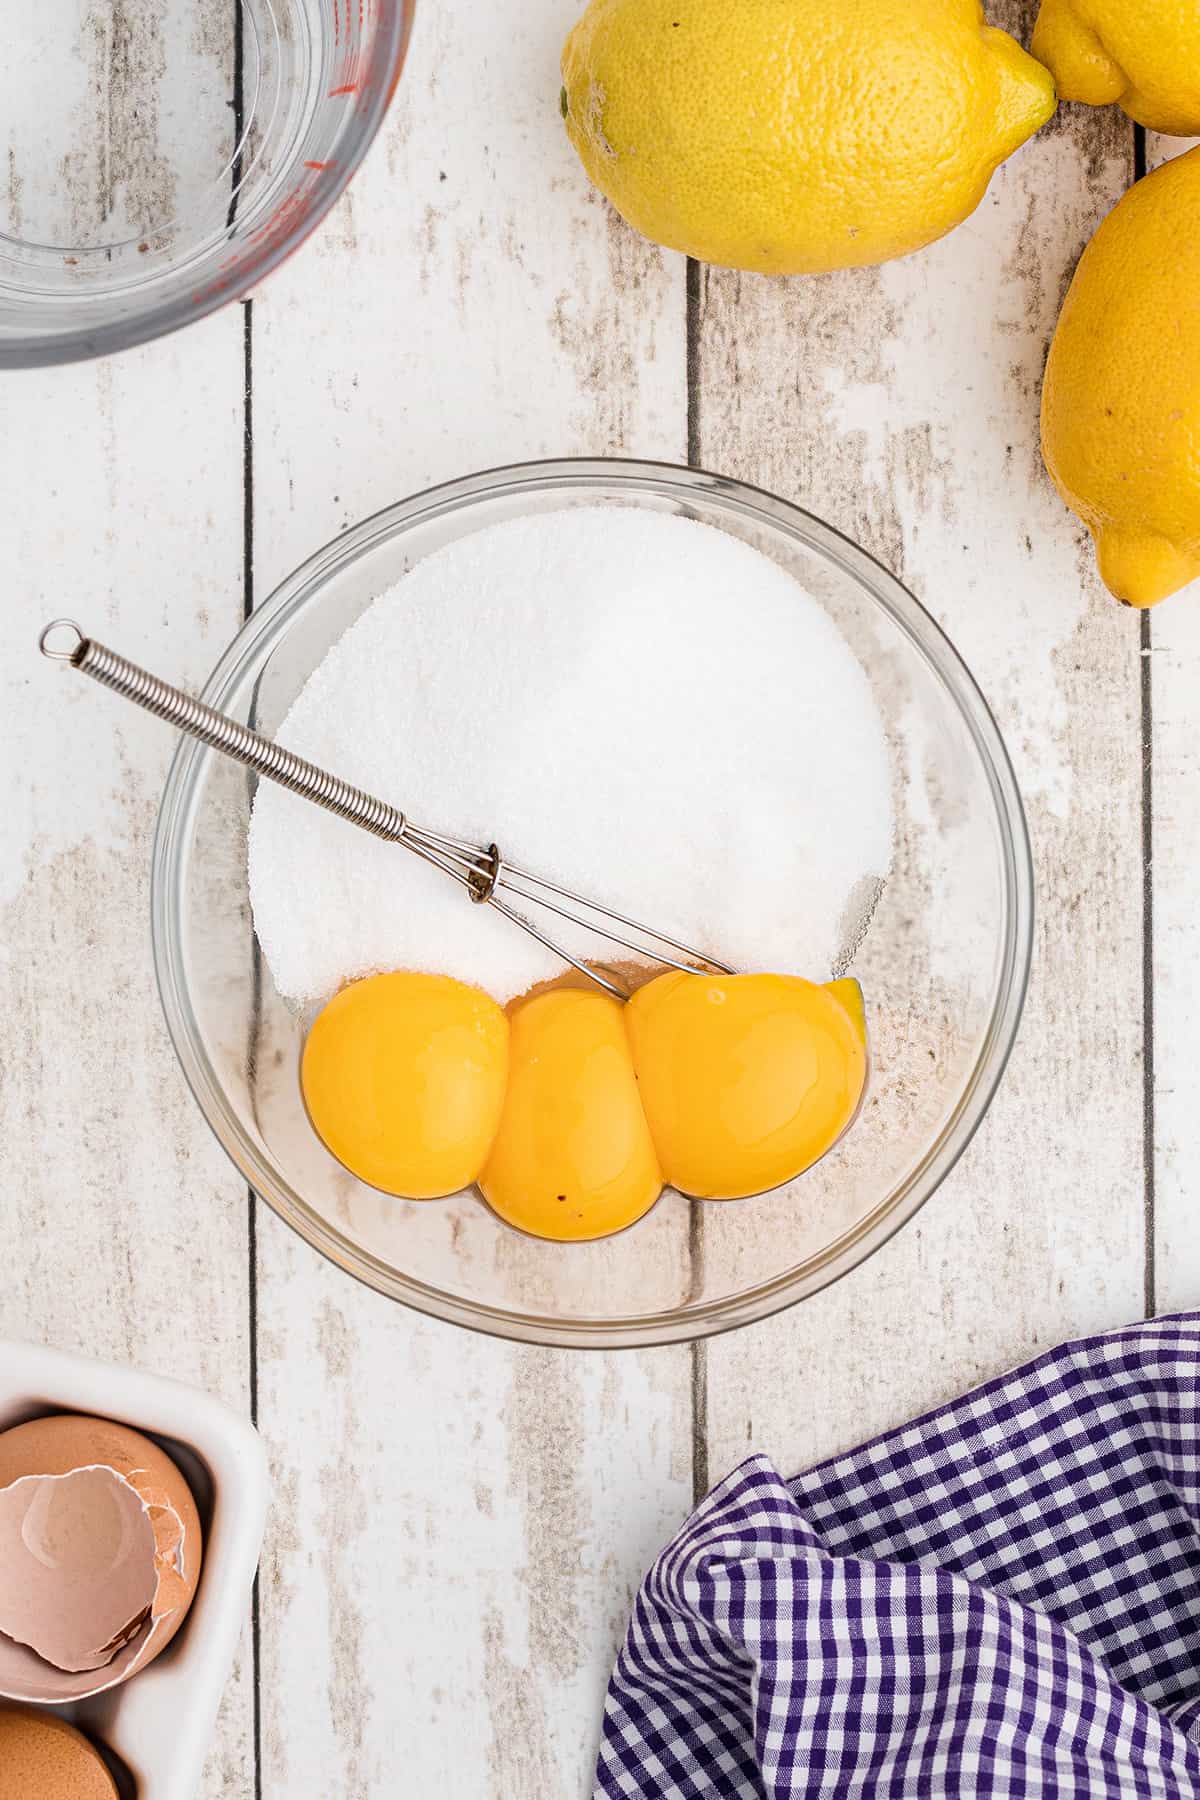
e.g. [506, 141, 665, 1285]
[249, 183, 314, 245]
[191, 274, 234, 302]
[328, 82, 358, 95]
[337, 49, 366, 100]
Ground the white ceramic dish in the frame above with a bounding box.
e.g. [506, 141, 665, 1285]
[0, 1340, 268, 1799]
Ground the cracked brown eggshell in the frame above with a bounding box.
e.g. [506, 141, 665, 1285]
[0, 1413, 203, 1703]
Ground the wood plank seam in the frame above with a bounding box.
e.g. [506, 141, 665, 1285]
[232, 0, 264, 1768]
[1145, 124, 1199, 1318]
[1133, 123, 1157, 1323]
[241, 303, 264, 1800]
[685, 255, 709, 1510]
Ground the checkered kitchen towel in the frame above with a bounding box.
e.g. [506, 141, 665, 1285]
[596, 1315, 1200, 1798]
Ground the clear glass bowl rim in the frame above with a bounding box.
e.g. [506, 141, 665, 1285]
[151, 456, 1035, 1350]
[0, 1, 416, 370]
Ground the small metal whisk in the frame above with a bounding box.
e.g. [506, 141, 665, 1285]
[40, 619, 733, 999]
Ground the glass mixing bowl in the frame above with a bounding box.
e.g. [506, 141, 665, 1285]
[152, 460, 1033, 1348]
[1, 0, 413, 368]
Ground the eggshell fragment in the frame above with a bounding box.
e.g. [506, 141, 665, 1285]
[0, 1414, 202, 1703]
[0, 1465, 155, 1672]
[0, 1704, 119, 1799]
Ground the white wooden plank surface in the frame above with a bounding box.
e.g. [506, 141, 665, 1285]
[695, 56, 1148, 1474]
[247, 4, 692, 1794]
[1, 5, 1191, 1797]
[0, 315, 256, 1794]
[1144, 129, 1200, 1317]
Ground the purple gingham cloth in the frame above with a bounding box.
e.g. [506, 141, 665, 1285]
[596, 1315, 1200, 1798]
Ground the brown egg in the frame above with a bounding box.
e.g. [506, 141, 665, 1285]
[0, 1705, 119, 1800]
[0, 1413, 203, 1703]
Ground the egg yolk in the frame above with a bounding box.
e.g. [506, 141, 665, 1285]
[301, 971, 509, 1199]
[824, 976, 867, 1046]
[480, 988, 663, 1242]
[624, 971, 867, 1200]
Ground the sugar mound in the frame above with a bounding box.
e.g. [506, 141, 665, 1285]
[248, 508, 893, 1005]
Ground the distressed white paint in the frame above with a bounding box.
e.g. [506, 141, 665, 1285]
[0, 315, 256, 1794]
[1145, 130, 1200, 1316]
[4, 0, 238, 251]
[248, 3, 692, 1795]
[695, 52, 1148, 1475]
[0, 4, 1187, 1798]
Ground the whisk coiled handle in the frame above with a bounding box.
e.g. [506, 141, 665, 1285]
[41, 619, 738, 996]
[39, 619, 409, 842]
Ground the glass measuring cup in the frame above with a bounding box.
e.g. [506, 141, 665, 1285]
[0, 0, 414, 368]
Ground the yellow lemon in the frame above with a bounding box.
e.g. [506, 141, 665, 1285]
[1032, 0, 1200, 134]
[560, 0, 1056, 275]
[1042, 149, 1200, 608]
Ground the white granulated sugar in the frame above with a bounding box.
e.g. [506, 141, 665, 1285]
[248, 507, 894, 1006]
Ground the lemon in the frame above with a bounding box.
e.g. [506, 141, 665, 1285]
[1032, 0, 1200, 135]
[560, 0, 1056, 276]
[1042, 149, 1200, 608]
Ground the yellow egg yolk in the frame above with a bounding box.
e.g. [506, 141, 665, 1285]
[301, 971, 509, 1199]
[480, 988, 662, 1242]
[823, 976, 865, 1041]
[624, 971, 867, 1200]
